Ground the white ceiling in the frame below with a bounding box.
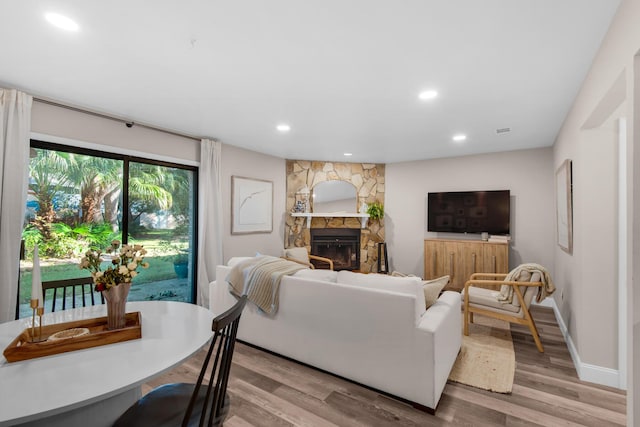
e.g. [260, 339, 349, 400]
[0, 1, 621, 163]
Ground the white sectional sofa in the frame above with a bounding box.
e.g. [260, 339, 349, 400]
[209, 261, 461, 411]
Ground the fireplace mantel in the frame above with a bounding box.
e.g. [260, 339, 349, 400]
[290, 212, 369, 228]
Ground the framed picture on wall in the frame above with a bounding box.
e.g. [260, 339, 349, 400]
[231, 176, 273, 234]
[556, 159, 573, 254]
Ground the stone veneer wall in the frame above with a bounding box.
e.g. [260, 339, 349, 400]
[285, 160, 385, 273]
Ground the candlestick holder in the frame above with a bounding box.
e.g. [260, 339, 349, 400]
[37, 307, 44, 342]
[29, 299, 46, 343]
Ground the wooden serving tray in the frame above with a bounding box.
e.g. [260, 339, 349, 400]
[3, 312, 141, 363]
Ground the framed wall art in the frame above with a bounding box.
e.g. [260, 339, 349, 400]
[231, 176, 273, 234]
[556, 159, 573, 254]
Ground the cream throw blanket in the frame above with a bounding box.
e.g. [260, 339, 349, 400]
[496, 263, 556, 304]
[226, 256, 307, 315]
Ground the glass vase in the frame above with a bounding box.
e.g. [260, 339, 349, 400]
[102, 282, 131, 330]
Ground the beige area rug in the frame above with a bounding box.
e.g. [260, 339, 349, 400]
[448, 314, 515, 393]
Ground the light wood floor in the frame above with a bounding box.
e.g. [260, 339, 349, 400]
[144, 306, 626, 426]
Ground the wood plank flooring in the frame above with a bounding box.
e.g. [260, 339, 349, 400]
[144, 306, 626, 426]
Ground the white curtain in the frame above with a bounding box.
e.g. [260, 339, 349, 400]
[0, 89, 32, 322]
[196, 139, 223, 307]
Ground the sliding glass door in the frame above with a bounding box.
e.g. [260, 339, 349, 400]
[18, 141, 197, 318]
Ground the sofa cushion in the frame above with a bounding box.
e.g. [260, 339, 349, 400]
[293, 268, 338, 282]
[283, 247, 310, 264]
[423, 275, 450, 309]
[336, 271, 426, 319]
[391, 271, 448, 309]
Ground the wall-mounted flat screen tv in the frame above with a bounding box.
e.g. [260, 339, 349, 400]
[427, 190, 510, 235]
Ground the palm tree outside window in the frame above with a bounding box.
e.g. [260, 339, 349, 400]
[18, 140, 197, 318]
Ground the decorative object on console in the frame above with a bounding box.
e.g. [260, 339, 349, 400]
[488, 234, 511, 243]
[231, 176, 273, 234]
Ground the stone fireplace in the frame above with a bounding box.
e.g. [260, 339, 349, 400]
[310, 228, 361, 270]
[285, 160, 385, 273]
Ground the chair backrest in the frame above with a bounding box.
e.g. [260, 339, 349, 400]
[183, 295, 247, 427]
[42, 277, 104, 312]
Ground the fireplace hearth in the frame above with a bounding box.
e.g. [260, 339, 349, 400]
[310, 228, 361, 271]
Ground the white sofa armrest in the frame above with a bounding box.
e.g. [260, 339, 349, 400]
[414, 291, 461, 407]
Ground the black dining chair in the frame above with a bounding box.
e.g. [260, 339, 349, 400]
[113, 295, 248, 427]
[42, 277, 104, 312]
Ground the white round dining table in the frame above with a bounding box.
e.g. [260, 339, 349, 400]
[0, 301, 214, 427]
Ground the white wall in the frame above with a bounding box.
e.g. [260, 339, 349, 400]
[385, 147, 554, 279]
[220, 144, 287, 262]
[551, 0, 640, 420]
[31, 101, 200, 164]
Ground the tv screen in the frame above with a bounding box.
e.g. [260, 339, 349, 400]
[427, 190, 510, 235]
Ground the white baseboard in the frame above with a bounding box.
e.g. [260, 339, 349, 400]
[544, 298, 622, 388]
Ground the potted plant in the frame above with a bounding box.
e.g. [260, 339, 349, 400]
[173, 251, 189, 279]
[366, 201, 385, 221]
[159, 240, 190, 279]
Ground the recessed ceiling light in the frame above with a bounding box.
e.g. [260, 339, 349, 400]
[452, 134, 467, 142]
[418, 90, 438, 100]
[344, 153, 353, 157]
[45, 12, 79, 32]
[276, 124, 291, 132]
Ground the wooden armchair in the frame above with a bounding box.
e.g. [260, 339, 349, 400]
[463, 271, 545, 352]
[282, 247, 334, 270]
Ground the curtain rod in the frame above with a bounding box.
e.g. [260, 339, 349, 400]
[34, 97, 203, 142]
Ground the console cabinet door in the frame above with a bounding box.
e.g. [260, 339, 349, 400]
[443, 241, 462, 286]
[424, 240, 458, 280]
[424, 240, 445, 280]
[460, 242, 483, 287]
[424, 239, 509, 291]
[483, 243, 509, 275]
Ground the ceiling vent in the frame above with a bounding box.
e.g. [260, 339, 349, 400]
[496, 127, 511, 134]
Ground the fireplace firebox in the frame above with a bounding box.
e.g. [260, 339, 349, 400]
[310, 228, 361, 271]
